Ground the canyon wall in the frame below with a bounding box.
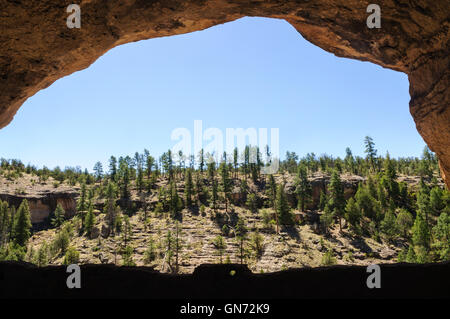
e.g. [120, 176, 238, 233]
[0, 191, 77, 229]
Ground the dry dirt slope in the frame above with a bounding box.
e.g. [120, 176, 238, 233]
[28, 203, 400, 274]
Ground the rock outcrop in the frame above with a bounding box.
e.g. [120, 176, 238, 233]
[283, 173, 365, 209]
[0, 190, 77, 228]
[0, 1, 449, 188]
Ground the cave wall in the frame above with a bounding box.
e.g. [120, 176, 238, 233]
[0, 0, 448, 186]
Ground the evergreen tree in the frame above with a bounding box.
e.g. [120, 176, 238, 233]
[213, 235, 226, 263]
[235, 217, 248, 264]
[246, 193, 258, 214]
[396, 208, 413, 238]
[84, 203, 95, 236]
[412, 211, 430, 249]
[381, 208, 397, 241]
[184, 168, 194, 208]
[319, 190, 328, 211]
[121, 215, 132, 246]
[345, 197, 361, 231]
[168, 181, 182, 218]
[266, 174, 276, 209]
[143, 238, 157, 264]
[233, 147, 239, 179]
[13, 199, 32, 247]
[198, 149, 205, 173]
[37, 242, 48, 267]
[104, 181, 117, 232]
[51, 203, 65, 227]
[328, 170, 346, 230]
[320, 204, 334, 235]
[121, 245, 136, 266]
[250, 230, 264, 258]
[406, 245, 416, 263]
[210, 179, 219, 213]
[173, 221, 183, 273]
[0, 201, 12, 246]
[219, 162, 232, 213]
[294, 164, 312, 211]
[275, 183, 292, 226]
[93, 161, 103, 181]
[364, 136, 377, 172]
[136, 164, 144, 192]
[109, 156, 117, 181]
[76, 181, 88, 214]
[63, 246, 80, 265]
[429, 186, 444, 216]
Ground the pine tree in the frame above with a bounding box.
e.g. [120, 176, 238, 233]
[219, 162, 231, 213]
[76, 181, 88, 215]
[210, 179, 219, 213]
[250, 230, 264, 258]
[412, 211, 430, 249]
[266, 174, 276, 209]
[184, 168, 193, 208]
[429, 186, 444, 216]
[169, 181, 182, 218]
[432, 212, 449, 261]
[84, 203, 95, 236]
[63, 246, 80, 265]
[233, 147, 239, 179]
[275, 183, 292, 226]
[198, 149, 205, 173]
[235, 217, 248, 264]
[93, 161, 103, 181]
[246, 193, 258, 214]
[345, 197, 361, 231]
[13, 199, 32, 247]
[328, 170, 346, 231]
[173, 221, 183, 273]
[0, 201, 12, 246]
[109, 156, 117, 181]
[294, 164, 312, 212]
[364, 136, 377, 172]
[320, 204, 334, 235]
[121, 214, 132, 246]
[37, 242, 48, 267]
[213, 235, 226, 263]
[396, 208, 413, 238]
[104, 181, 117, 233]
[406, 245, 416, 263]
[51, 203, 65, 227]
[380, 208, 397, 241]
[143, 238, 157, 264]
[121, 245, 136, 266]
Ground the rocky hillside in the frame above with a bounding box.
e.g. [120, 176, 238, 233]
[6, 171, 433, 274]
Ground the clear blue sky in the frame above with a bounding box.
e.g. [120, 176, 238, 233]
[0, 17, 424, 171]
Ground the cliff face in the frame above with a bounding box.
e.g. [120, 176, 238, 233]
[283, 173, 365, 210]
[0, 1, 448, 188]
[0, 191, 77, 229]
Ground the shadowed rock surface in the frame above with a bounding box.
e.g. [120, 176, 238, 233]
[0, 0, 449, 187]
[0, 261, 448, 298]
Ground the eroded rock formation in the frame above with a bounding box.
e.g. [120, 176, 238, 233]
[0, 1, 448, 186]
[0, 190, 77, 228]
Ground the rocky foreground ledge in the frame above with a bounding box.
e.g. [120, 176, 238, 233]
[0, 261, 448, 299]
